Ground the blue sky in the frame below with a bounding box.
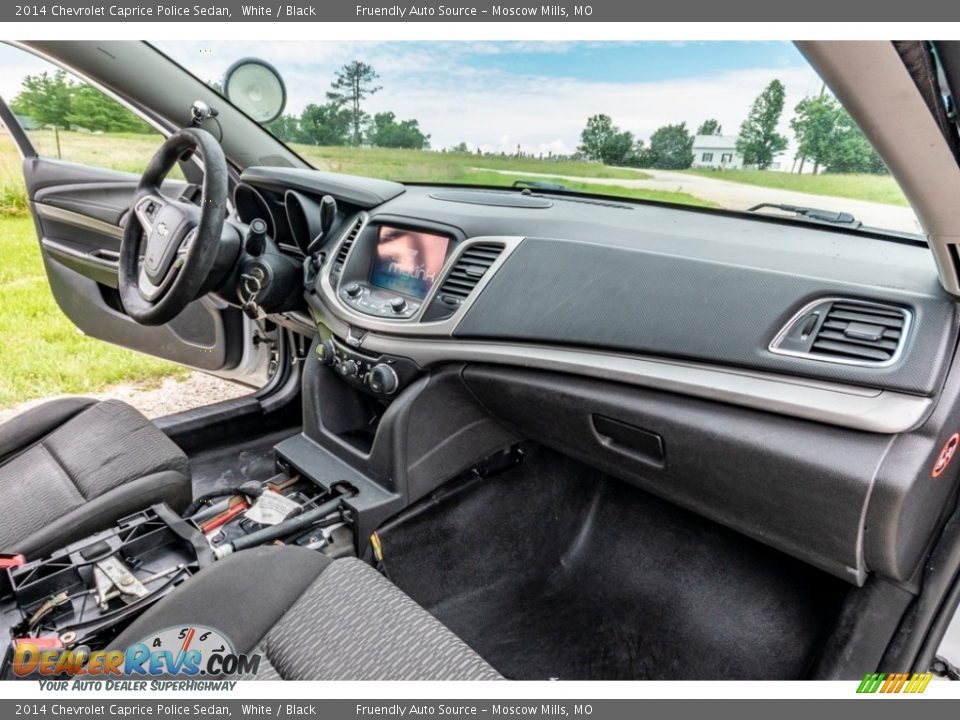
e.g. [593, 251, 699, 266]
[2, 41, 822, 156]
[448, 42, 807, 83]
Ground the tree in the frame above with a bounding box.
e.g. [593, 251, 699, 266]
[298, 102, 352, 146]
[696, 119, 722, 136]
[267, 114, 302, 143]
[577, 114, 636, 165]
[822, 111, 887, 174]
[66, 85, 152, 133]
[791, 94, 886, 174]
[326, 61, 381, 146]
[644, 122, 695, 169]
[736, 80, 788, 169]
[449, 141, 471, 153]
[10, 70, 73, 128]
[365, 112, 430, 149]
[790, 95, 836, 173]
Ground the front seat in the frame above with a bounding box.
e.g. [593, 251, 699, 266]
[110, 545, 502, 681]
[0, 397, 191, 558]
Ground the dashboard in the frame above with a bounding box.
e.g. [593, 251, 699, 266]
[235, 166, 958, 436]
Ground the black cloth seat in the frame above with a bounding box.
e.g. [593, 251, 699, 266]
[0, 398, 191, 558]
[111, 545, 502, 681]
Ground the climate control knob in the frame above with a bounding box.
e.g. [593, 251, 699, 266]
[389, 297, 407, 313]
[367, 363, 399, 395]
[315, 339, 336, 365]
[339, 359, 360, 378]
[344, 282, 362, 298]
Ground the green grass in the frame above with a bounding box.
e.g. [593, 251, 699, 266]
[289, 144, 651, 182]
[287, 146, 713, 206]
[0, 215, 188, 408]
[683, 168, 908, 207]
[1, 137, 29, 217]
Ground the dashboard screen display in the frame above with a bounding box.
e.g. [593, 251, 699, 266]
[369, 226, 450, 300]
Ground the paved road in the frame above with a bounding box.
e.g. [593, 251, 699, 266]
[478, 167, 923, 235]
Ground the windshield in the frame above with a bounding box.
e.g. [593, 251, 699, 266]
[3, 40, 923, 236]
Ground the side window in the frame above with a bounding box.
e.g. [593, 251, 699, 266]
[0, 44, 175, 178]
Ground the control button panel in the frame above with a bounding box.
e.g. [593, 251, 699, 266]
[339, 281, 419, 319]
[315, 336, 409, 397]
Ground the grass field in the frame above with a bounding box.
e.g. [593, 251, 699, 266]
[288, 146, 715, 206]
[0, 215, 188, 408]
[290, 144, 652, 183]
[683, 168, 909, 207]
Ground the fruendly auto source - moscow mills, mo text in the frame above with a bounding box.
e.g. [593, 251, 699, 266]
[14, 2, 594, 17]
[354, 4, 591, 17]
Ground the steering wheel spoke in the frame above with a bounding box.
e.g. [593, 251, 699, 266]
[133, 192, 166, 236]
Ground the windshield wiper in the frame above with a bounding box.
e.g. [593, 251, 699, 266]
[748, 202, 861, 228]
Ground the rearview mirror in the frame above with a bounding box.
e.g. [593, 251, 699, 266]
[223, 58, 286, 124]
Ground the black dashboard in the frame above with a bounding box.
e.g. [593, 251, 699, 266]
[236, 165, 958, 436]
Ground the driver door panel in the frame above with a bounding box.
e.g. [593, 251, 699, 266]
[22, 156, 246, 374]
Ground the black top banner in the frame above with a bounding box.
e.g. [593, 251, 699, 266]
[4, 0, 959, 22]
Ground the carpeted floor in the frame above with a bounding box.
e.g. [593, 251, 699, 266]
[376, 446, 844, 680]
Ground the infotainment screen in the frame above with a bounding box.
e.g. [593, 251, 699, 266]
[369, 225, 451, 300]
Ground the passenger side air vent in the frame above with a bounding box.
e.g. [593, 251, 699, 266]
[333, 214, 364, 272]
[421, 242, 505, 322]
[770, 299, 910, 367]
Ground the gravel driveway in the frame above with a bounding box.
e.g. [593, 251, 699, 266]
[478, 167, 923, 234]
[0, 372, 251, 425]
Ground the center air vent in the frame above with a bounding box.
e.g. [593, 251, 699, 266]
[333, 214, 365, 272]
[770, 298, 910, 367]
[421, 242, 505, 322]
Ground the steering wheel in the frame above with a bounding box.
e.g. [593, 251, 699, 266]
[119, 127, 228, 326]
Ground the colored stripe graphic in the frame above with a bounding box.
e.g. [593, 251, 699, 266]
[857, 672, 932, 694]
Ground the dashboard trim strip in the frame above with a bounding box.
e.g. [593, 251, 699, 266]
[305, 300, 931, 435]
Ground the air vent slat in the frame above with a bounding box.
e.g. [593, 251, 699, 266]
[825, 309, 904, 329]
[831, 302, 903, 318]
[333, 215, 364, 270]
[771, 299, 909, 366]
[432, 242, 505, 304]
[815, 330, 899, 351]
[811, 340, 893, 362]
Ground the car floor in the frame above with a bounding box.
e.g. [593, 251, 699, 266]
[376, 446, 845, 680]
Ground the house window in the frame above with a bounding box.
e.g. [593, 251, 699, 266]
[701, 152, 713, 162]
[721, 153, 733, 163]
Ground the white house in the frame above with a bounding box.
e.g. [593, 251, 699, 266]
[691, 135, 743, 170]
[690, 134, 805, 172]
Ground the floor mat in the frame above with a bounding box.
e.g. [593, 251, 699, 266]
[189, 428, 298, 497]
[375, 447, 844, 680]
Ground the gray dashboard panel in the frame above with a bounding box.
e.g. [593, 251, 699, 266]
[454, 237, 958, 395]
[242, 171, 958, 397]
[241, 167, 405, 208]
